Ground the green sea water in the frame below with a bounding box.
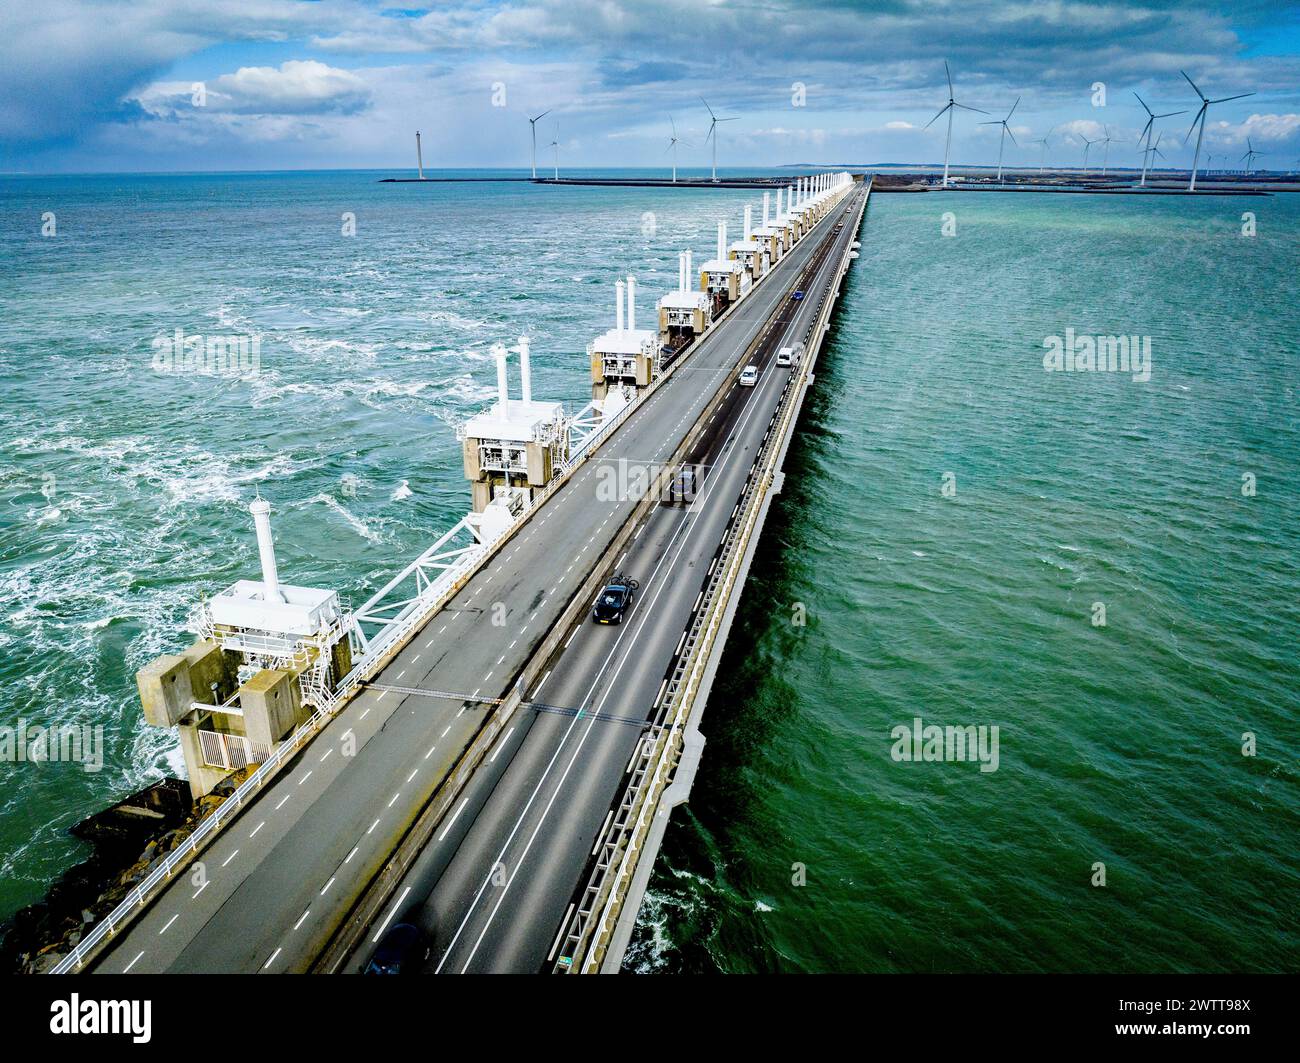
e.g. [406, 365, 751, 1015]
[625, 190, 1300, 973]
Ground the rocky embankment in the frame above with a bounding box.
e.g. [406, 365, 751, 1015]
[2, 770, 252, 973]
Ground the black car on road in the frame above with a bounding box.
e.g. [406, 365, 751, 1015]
[593, 575, 639, 624]
[364, 922, 429, 974]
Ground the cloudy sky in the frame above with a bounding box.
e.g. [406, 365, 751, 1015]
[3, 0, 1299, 173]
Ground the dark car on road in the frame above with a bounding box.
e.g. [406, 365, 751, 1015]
[364, 923, 429, 974]
[592, 575, 639, 624]
[666, 465, 697, 505]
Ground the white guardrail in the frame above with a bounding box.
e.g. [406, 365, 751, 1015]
[52, 177, 853, 974]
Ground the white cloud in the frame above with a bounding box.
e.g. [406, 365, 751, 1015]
[135, 60, 371, 117]
[1207, 112, 1300, 145]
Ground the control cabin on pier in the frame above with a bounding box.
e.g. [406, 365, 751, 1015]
[461, 338, 569, 512]
[657, 249, 712, 360]
[753, 190, 786, 265]
[589, 276, 662, 401]
[136, 500, 353, 797]
[728, 204, 765, 282]
[699, 220, 747, 316]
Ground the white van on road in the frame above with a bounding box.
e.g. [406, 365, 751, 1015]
[776, 347, 793, 367]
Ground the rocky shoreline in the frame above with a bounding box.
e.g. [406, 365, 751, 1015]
[2, 771, 252, 973]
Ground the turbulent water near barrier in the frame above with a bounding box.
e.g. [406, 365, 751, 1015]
[1, 173, 1297, 972]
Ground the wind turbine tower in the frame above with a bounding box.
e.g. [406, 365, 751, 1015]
[1181, 70, 1254, 191]
[979, 96, 1020, 183]
[1032, 127, 1053, 175]
[1134, 92, 1186, 187]
[924, 61, 987, 187]
[667, 115, 688, 183]
[1241, 138, 1265, 176]
[701, 97, 739, 183]
[528, 109, 551, 179]
[1080, 135, 1097, 174]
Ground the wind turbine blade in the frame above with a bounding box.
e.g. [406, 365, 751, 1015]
[531, 109, 550, 123]
[1134, 91, 1152, 116]
[1211, 92, 1255, 104]
[955, 103, 989, 114]
[1181, 70, 1205, 100]
[923, 103, 950, 129]
[978, 119, 1001, 125]
[1006, 127, 1018, 146]
[945, 61, 953, 97]
[1007, 96, 1020, 121]
[1156, 110, 1188, 119]
[1184, 105, 1206, 145]
[700, 96, 716, 120]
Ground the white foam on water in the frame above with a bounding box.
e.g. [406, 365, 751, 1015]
[303, 493, 384, 544]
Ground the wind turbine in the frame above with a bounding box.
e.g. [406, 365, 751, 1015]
[700, 97, 738, 182]
[528, 109, 551, 179]
[1181, 70, 1255, 191]
[1135, 93, 1186, 187]
[924, 61, 988, 187]
[1133, 92, 1186, 150]
[1080, 134, 1098, 174]
[979, 96, 1020, 183]
[667, 114, 690, 183]
[1099, 125, 1120, 177]
[1141, 132, 1166, 185]
[1032, 127, 1053, 175]
[550, 124, 559, 180]
[1241, 138, 1265, 176]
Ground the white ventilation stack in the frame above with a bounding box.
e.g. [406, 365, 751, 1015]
[743, 204, 752, 241]
[685, 249, 693, 287]
[416, 131, 424, 180]
[627, 275, 636, 332]
[494, 341, 510, 418]
[519, 335, 532, 404]
[615, 280, 625, 332]
[717, 221, 726, 262]
[678, 252, 687, 293]
[762, 192, 770, 228]
[250, 498, 285, 604]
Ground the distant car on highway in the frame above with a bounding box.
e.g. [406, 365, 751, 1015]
[364, 923, 429, 975]
[593, 575, 639, 624]
[792, 290, 804, 301]
[776, 347, 793, 368]
[739, 365, 759, 386]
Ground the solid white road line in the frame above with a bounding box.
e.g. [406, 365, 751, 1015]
[371, 883, 410, 940]
[438, 798, 470, 842]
